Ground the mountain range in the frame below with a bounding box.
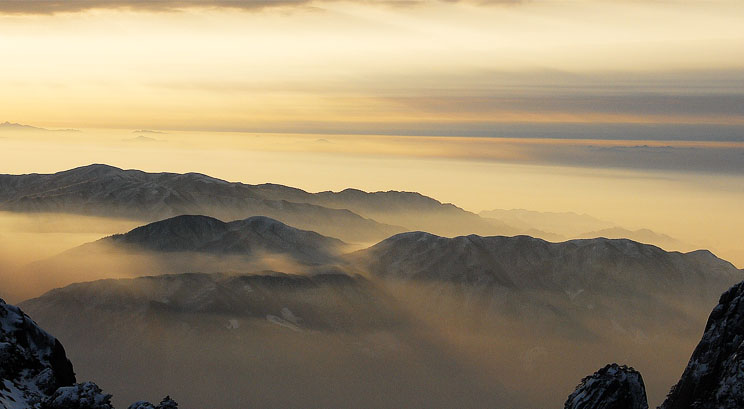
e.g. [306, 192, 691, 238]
[0, 164, 699, 255]
[0, 164, 505, 243]
[13, 215, 742, 408]
[15, 215, 351, 299]
[2, 164, 743, 408]
[8, 276, 744, 408]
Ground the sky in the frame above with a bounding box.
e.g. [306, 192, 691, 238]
[0, 0, 742, 265]
[1, 0, 743, 134]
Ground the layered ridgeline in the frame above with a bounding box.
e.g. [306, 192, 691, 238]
[0, 164, 518, 243]
[351, 232, 741, 314]
[565, 280, 744, 409]
[20, 272, 514, 409]
[17, 215, 350, 299]
[349, 232, 743, 406]
[478, 209, 692, 251]
[0, 297, 174, 409]
[18, 225, 744, 408]
[106, 215, 345, 265]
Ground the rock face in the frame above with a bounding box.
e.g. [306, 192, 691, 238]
[0, 297, 118, 409]
[1, 297, 177, 409]
[0, 297, 76, 408]
[660, 280, 744, 409]
[566, 280, 744, 409]
[564, 364, 648, 409]
[43, 382, 113, 409]
[106, 214, 347, 265]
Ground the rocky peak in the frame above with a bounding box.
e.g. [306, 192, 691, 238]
[1, 297, 176, 409]
[0, 297, 76, 407]
[660, 280, 744, 409]
[564, 363, 648, 409]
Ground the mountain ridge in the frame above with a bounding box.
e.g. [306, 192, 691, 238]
[0, 164, 519, 241]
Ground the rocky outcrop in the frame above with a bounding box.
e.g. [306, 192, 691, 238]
[567, 280, 744, 409]
[1, 297, 177, 409]
[42, 382, 113, 409]
[1, 296, 76, 408]
[660, 280, 744, 409]
[564, 364, 648, 409]
[127, 396, 177, 409]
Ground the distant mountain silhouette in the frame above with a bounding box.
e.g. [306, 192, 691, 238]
[0, 164, 523, 242]
[0, 164, 404, 243]
[0, 121, 79, 132]
[350, 232, 743, 336]
[21, 271, 399, 332]
[18, 215, 350, 298]
[353, 231, 740, 296]
[107, 215, 346, 264]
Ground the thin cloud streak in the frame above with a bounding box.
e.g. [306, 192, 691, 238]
[0, 0, 311, 14]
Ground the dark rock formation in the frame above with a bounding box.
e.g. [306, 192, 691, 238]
[1, 297, 176, 409]
[0, 296, 76, 407]
[127, 396, 178, 409]
[567, 280, 744, 409]
[660, 280, 744, 409]
[564, 364, 648, 409]
[42, 382, 113, 409]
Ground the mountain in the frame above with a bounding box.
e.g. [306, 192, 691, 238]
[345, 232, 742, 406]
[479, 208, 615, 237]
[564, 364, 648, 409]
[349, 231, 743, 354]
[0, 121, 79, 133]
[0, 297, 76, 408]
[0, 164, 522, 242]
[253, 185, 520, 237]
[106, 215, 346, 265]
[20, 272, 400, 332]
[352, 232, 741, 298]
[576, 227, 694, 252]
[19, 272, 514, 409]
[16, 215, 350, 300]
[0, 164, 404, 243]
[480, 209, 694, 253]
[0, 297, 172, 409]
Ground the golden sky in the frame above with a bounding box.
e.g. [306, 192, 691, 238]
[0, 0, 742, 265]
[0, 0, 743, 132]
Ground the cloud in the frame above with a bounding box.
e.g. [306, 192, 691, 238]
[0, 0, 314, 15]
[0, 0, 535, 14]
[133, 129, 167, 134]
[384, 93, 744, 122]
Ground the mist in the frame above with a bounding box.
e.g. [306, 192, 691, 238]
[19, 273, 719, 409]
[1, 130, 742, 267]
[0, 211, 141, 302]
